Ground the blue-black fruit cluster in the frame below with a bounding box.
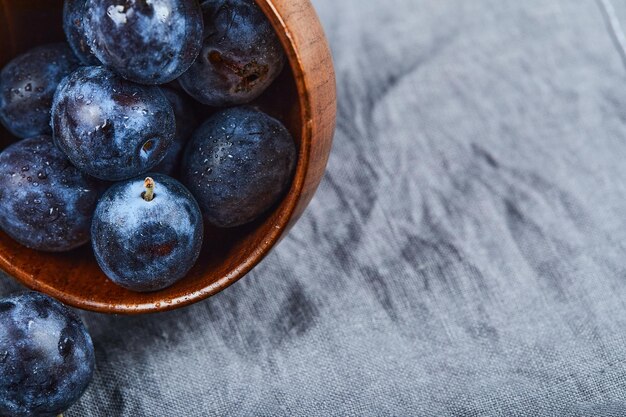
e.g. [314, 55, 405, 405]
[0, 0, 298, 410]
[0, 0, 295, 274]
[0, 292, 95, 417]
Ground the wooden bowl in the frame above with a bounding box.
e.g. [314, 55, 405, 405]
[0, 0, 336, 314]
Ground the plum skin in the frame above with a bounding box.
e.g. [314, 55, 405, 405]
[181, 106, 296, 228]
[0, 292, 95, 417]
[0, 43, 80, 139]
[153, 87, 199, 176]
[52, 66, 175, 181]
[0, 135, 105, 252]
[92, 174, 203, 292]
[84, 0, 204, 85]
[63, 0, 101, 65]
[179, 0, 286, 106]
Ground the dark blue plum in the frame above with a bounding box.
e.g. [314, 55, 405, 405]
[84, 0, 203, 85]
[52, 66, 175, 181]
[179, 0, 286, 106]
[63, 0, 101, 65]
[181, 106, 296, 227]
[92, 174, 203, 292]
[0, 43, 80, 139]
[0, 136, 105, 252]
[0, 292, 95, 417]
[153, 87, 199, 176]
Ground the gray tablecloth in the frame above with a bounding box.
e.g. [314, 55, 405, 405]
[4, 0, 626, 415]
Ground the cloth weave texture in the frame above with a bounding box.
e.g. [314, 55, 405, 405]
[4, 0, 626, 415]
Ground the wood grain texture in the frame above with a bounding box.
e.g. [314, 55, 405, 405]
[0, 0, 336, 314]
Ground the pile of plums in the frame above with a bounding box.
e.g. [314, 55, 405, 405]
[0, 0, 297, 415]
[0, 0, 297, 292]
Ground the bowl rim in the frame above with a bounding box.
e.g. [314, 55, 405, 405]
[0, 0, 337, 314]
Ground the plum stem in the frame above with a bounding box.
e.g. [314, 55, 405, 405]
[143, 177, 155, 202]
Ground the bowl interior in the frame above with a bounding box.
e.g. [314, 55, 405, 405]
[0, 0, 305, 313]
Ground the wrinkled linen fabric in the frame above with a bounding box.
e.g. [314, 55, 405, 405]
[4, 0, 626, 415]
